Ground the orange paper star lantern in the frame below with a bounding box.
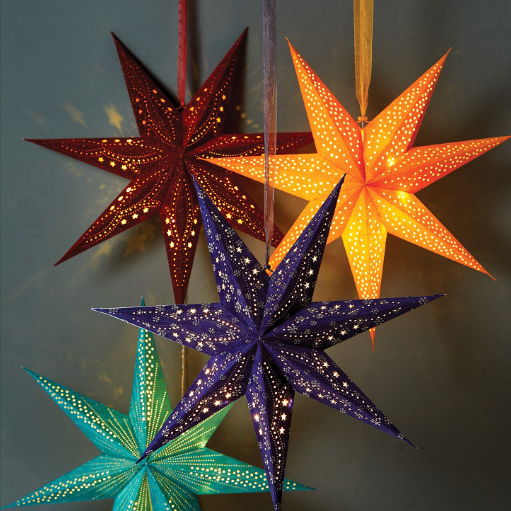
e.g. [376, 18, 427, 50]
[205, 41, 509, 347]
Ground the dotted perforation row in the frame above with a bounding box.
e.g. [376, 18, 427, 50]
[371, 188, 481, 268]
[34, 375, 139, 458]
[270, 347, 393, 430]
[120, 54, 182, 147]
[292, 48, 364, 181]
[14, 459, 138, 505]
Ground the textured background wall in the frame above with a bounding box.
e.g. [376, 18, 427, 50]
[1, 1, 510, 509]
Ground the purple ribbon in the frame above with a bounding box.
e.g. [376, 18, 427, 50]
[263, 0, 277, 266]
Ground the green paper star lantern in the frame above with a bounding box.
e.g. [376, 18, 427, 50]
[4, 300, 310, 510]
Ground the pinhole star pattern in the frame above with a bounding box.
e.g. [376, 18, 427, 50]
[95, 180, 442, 511]
[206, 40, 509, 346]
[3, 299, 309, 511]
[27, 31, 312, 303]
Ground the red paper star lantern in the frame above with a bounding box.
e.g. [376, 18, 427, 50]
[27, 32, 312, 303]
[206, 41, 509, 346]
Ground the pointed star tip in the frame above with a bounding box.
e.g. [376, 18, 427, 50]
[23, 367, 38, 379]
[92, 307, 112, 317]
[329, 177, 344, 201]
[110, 32, 122, 45]
[54, 252, 72, 266]
[287, 39, 300, 58]
[418, 294, 445, 306]
[480, 267, 496, 280]
[111, 33, 127, 52]
[24, 138, 43, 146]
[412, 294, 444, 304]
[332, 174, 346, 192]
[438, 49, 451, 65]
[234, 28, 248, 45]
[405, 438, 418, 449]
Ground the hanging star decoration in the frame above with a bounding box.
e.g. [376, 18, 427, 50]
[26, 31, 312, 303]
[3, 300, 309, 510]
[95, 180, 441, 510]
[205, 40, 509, 345]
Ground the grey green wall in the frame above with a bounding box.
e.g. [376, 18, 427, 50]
[1, 0, 510, 509]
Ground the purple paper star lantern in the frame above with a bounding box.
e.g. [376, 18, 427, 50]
[96, 177, 441, 510]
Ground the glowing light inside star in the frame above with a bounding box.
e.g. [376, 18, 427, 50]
[205, 41, 509, 348]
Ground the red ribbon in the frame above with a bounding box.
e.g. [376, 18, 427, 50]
[178, 0, 187, 106]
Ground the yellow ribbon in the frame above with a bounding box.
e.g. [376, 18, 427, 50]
[354, 0, 373, 119]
